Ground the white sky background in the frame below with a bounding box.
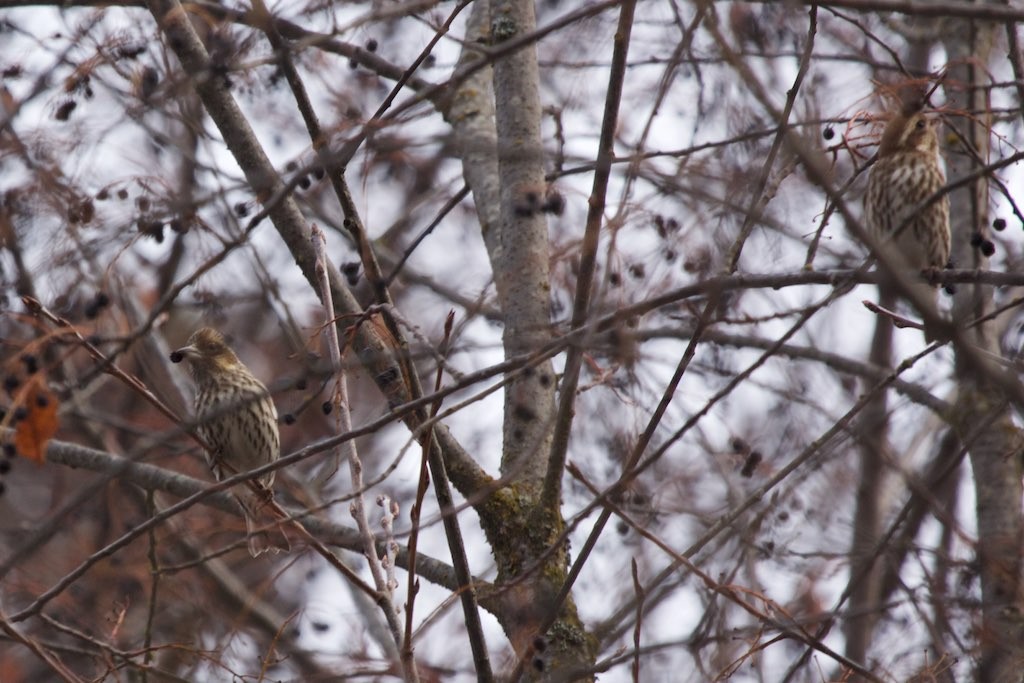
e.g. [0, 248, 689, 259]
[2, 1, 1022, 681]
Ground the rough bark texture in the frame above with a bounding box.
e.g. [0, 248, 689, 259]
[498, 0, 582, 671]
[944, 11, 1024, 682]
[443, 0, 595, 676]
[446, 2, 503, 280]
[489, 0, 557, 487]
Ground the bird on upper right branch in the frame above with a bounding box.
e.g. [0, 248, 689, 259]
[864, 105, 951, 322]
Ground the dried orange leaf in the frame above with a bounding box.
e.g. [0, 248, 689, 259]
[13, 381, 58, 463]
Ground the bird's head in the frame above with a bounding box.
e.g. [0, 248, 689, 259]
[877, 111, 940, 158]
[170, 327, 241, 377]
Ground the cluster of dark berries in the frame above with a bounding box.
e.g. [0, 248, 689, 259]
[279, 370, 334, 427]
[731, 437, 763, 478]
[282, 160, 327, 194]
[513, 187, 565, 217]
[652, 214, 680, 239]
[0, 353, 46, 492]
[94, 186, 191, 237]
[67, 197, 95, 224]
[131, 196, 169, 243]
[970, 232, 996, 257]
[966, 218, 1013, 259]
[5, 353, 38, 391]
[53, 72, 94, 121]
[95, 186, 129, 202]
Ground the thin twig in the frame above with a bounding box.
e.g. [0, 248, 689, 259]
[403, 311, 454, 670]
[0, 612, 85, 683]
[594, 340, 941, 646]
[141, 491, 160, 683]
[726, 5, 817, 272]
[541, 0, 637, 512]
[311, 224, 414, 681]
[630, 559, 643, 683]
[569, 464, 885, 683]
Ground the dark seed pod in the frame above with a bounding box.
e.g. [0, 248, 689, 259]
[54, 100, 77, 121]
[740, 451, 762, 478]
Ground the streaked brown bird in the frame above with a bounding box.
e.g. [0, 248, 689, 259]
[865, 107, 951, 314]
[171, 327, 290, 557]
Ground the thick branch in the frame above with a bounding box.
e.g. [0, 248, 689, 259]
[24, 435, 492, 606]
[490, 0, 557, 485]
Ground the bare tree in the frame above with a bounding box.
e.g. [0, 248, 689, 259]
[1, 2, 1023, 681]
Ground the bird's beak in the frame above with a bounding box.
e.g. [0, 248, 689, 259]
[170, 344, 198, 364]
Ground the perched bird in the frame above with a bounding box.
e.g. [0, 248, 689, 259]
[171, 327, 290, 557]
[864, 106, 951, 315]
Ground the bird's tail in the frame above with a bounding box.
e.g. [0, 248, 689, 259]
[236, 490, 291, 557]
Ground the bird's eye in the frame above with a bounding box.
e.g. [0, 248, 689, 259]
[915, 119, 926, 129]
